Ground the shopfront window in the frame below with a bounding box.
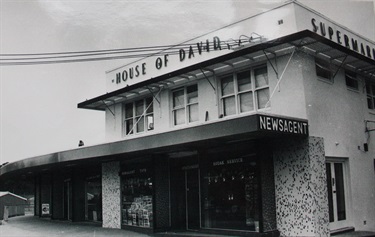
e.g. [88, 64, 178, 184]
[121, 166, 153, 228]
[201, 154, 259, 231]
[86, 175, 102, 222]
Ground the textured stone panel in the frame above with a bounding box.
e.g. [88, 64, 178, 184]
[260, 154, 277, 232]
[102, 161, 121, 229]
[273, 137, 329, 237]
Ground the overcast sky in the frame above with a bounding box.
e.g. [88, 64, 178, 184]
[1, 0, 375, 164]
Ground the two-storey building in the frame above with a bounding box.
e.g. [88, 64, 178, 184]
[1, 1, 374, 236]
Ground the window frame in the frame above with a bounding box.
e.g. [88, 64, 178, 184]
[171, 84, 199, 126]
[345, 70, 359, 91]
[315, 57, 333, 83]
[366, 81, 375, 110]
[123, 97, 154, 136]
[219, 64, 269, 117]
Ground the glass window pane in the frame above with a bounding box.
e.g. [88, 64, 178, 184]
[121, 167, 153, 228]
[223, 96, 236, 116]
[221, 76, 234, 96]
[86, 177, 102, 222]
[146, 97, 153, 113]
[126, 119, 133, 135]
[174, 108, 185, 125]
[367, 97, 374, 109]
[187, 85, 198, 104]
[189, 104, 199, 122]
[125, 103, 133, 119]
[326, 163, 334, 222]
[372, 85, 375, 96]
[315, 58, 331, 80]
[237, 70, 251, 92]
[173, 89, 185, 108]
[255, 66, 268, 88]
[201, 158, 259, 231]
[345, 71, 358, 90]
[136, 100, 144, 116]
[334, 163, 346, 221]
[239, 92, 254, 112]
[366, 83, 371, 95]
[136, 116, 144, 133]
[147, 115, 154, 131]
[257, 88, 270, 109]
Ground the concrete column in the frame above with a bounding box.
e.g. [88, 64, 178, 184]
[274, 137, 329, 236]
[102, 161, 121, 229]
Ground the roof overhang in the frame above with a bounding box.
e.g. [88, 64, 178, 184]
[78, 30, 375, 111]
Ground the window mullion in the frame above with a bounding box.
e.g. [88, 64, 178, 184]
[251, 70, 257, 112]
[234, 74, 239, 114]
[185, 87, 188, 124]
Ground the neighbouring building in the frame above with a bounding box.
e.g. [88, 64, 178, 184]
[0, 192, 28, 220]
[1, 1, 374, 236]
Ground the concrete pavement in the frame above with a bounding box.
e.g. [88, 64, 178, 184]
[1, 215, 375, 237]
[0, 215, 150, 237]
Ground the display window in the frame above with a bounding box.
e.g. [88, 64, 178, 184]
[201, 153, 260, 232]
[86, 175, 102, 222]
[121, 165, 153, 228]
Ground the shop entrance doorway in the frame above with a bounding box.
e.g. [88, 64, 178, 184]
[170, 155, 200, 231]
[326, 160, 350, 230]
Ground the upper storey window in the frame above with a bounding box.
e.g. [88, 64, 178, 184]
[172, 84, 198, 125]
[366, 82, 375, 110]
[315, 58, 332, 82]
[345, 70, 358, 91]
[220, 65, 269, 117]
[124, 97, 154, 135]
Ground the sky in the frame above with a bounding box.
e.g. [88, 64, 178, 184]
[1, 0, 375, 164]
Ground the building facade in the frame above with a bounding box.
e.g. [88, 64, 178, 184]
[1, 2, 374, 236]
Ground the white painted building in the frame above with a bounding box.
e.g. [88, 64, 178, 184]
[1, 1, 374, 236]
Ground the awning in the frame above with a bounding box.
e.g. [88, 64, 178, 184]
[0, 113, 308, 178]
[78, 30, 375, 111]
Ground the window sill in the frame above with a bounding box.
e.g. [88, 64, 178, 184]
[346, 87, 359, 93]
[317, 77, 334, 85]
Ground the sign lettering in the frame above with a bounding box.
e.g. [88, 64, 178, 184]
[259, 115, 308, 135]
[311, 18, 375, 60]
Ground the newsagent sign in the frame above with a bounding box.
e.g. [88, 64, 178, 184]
[258, 114, 309, 136]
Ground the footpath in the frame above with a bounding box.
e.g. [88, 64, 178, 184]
[1, 215, 375, 237]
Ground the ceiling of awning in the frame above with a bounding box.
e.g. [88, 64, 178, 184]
[78, 30, 375, 111]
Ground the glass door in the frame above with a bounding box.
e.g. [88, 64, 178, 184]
[85, 176, 102, 222]
[326, 161, 349, 230]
